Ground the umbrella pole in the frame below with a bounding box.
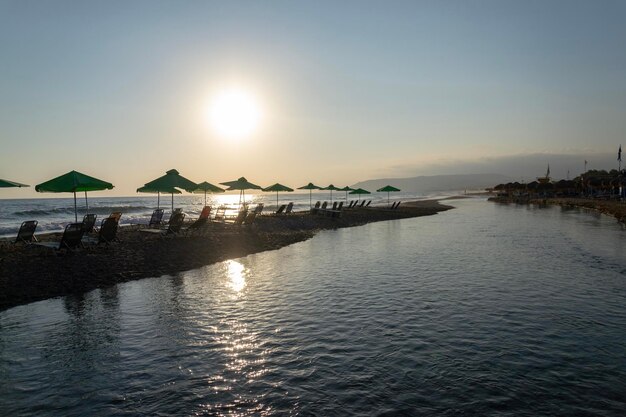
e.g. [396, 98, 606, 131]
[388, 191, 390, 205]
[204, 190, 207, 207]
[309, 190, 312, 208]
[84, 190, 89, 214]
[157, 192, 160, 209]
[276, 191, 279, 208]
[171, 192, 174, 212]
[73, 191, 78, 222]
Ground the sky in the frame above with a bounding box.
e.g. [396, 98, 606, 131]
[1, 0, 625, 197]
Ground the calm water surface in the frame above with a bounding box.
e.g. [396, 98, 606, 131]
[1, 199, 626, 416]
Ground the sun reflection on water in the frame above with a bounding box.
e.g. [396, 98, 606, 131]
[213, 193, 259, 207]
[226, 260, 247, 294]
[198, 259, 271, 415]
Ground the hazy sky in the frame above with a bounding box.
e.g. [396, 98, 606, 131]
[1, 1, 625, 197]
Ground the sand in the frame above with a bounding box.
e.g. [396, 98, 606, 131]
[0, 200, 454, 311]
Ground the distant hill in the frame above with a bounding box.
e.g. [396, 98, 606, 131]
[351, 174, 513, 193]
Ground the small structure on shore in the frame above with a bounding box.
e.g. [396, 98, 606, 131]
[537, 165, 551, 184]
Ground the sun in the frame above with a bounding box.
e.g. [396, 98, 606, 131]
[207, 88, 262, 139]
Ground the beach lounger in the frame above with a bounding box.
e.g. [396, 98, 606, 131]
[226, 208, 248, 226]
[365, 200, 372, 207]
[213, 205, 226, 222]
[35, 223, 85, 251]
[15, 220, 38, 244]
[394, 201, 401, 210]
[390, 202, 397, 209]
[84, 217, 119, 245]
[141, 211, 186, 236]
[243, 211, 257, 225]
[358, 200, 366, 208]
[285, 202, 294, 214]
[165, 211, 186, 234]
[148, 209, 165, 227]
[108, 211, 122, 223]
[185, 206, 212, 234]
[82, 213, 97, 234]
[97, 217, 119, 244]
[321, 201, 328, 210]
[310, 201, 321, 214]
[275, 204, 286, 215]
[254, 203, 264, 215]
[322, 201, 343, 218]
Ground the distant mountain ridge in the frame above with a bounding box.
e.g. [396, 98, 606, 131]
[351, 174, 513, 193]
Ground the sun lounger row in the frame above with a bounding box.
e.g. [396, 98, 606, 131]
[14, 211, 123, 252]
[141, 211, 186, 236]
[176, 204, 262, 235]
[310, 201, 344, 217]
[11, 201, 269, 250]
[14, 211, 123, 247]
[275, 202, 294, 215]
[345, 200, 371, 209]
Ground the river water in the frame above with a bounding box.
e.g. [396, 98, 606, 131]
[1, 198, 625, 416]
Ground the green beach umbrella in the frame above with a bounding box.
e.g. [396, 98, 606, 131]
[220, 177, 262, 209]
[338, 186, 354, 200]
[35, 170, 114, 222]
[140, 169, 198, 212]
[192, 181, 225, 206]
[297, 182, 322, 208]
[262, 183, 294, 208]
[0, 179, 29, 188]
[348, 187, 371, 201]
[137, 185, 182, 210]
[321, 184, 341, 203]
[376, 185, 401, 205]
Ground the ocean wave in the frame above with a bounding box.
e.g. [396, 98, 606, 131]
[13, 205, 153, 217]
[13, 207, 75, 216]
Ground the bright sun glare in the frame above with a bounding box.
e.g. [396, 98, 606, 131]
[208, 88, 262, 140]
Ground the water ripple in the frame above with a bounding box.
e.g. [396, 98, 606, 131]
[1, 199, 626, 416]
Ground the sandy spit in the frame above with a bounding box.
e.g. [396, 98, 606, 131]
[0, 200, 454, 311]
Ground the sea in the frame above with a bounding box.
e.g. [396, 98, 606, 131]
[0, 191, 444, 238]
[1, 198, 626, 416]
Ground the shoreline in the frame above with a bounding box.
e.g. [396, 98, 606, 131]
[488, 196, 626, 225]
[0, 200, 454, 312]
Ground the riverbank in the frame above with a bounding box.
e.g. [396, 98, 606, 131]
[0, 200, 453, 311]
[489, 196, 626, 224]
